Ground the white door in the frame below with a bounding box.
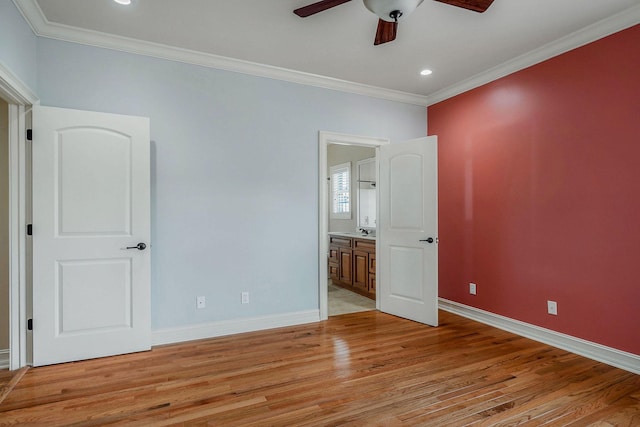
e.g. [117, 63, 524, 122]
[32, 105, 151, 366]
[378, 136, 438, 326]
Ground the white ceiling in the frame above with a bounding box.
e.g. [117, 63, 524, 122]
[18, 0, 640, 102]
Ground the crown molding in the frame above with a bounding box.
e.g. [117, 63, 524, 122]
[12, 0, 44, 34]
[427, 4, 640, 106]
[12, 0, 639, 108]
[12, 0, 429, 107]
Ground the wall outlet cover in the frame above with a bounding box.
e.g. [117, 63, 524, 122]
[196, 296, 206, 309]
[469, 283, 477, 295]
[547, 300, 558, 315]
[241, 291, 249, 304]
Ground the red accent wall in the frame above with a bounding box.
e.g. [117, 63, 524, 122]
[429, 25, 640, 355]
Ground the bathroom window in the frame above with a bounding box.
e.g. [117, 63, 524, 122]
[330, 162, 351, 219]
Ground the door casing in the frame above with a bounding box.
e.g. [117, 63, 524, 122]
[318, 132, 389, 320]
[0, 64, 38, 370]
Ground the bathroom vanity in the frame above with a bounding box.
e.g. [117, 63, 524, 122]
[328, 232, 376, 300]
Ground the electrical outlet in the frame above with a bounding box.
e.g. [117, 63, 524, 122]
[469, 283, 477, 295]
[241, 291, 249, 304]
[196, 296, 206, 309]
[547, 300, 558, 315]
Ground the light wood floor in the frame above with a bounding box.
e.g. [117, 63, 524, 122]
[1, 310, 639, 426]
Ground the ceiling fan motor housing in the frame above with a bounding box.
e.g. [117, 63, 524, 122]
[363, 0, 425, 22]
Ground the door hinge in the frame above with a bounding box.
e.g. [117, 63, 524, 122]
[27, 129, 32, 141]
[27, 224, 32, 236]
[27, 318, 33, 331]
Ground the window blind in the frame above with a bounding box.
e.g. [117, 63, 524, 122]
[330, 162, 351, 219]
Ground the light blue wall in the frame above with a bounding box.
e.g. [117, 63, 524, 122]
[36, 38, 427, 330]
[0, 1, 37, 93]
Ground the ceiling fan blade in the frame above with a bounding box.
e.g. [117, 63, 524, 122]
[374, 19, 398, 46]
[294, 0, 352, 17]
[433, 0, 495, 13]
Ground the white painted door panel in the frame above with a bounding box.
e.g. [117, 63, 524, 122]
[379, 136, 438, 326]
[32, 105, 151, 366]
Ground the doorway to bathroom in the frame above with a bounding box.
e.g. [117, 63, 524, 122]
[319, 132, 440, 325]
[318, 132, 388, 320]
[327, 144, 377, 316]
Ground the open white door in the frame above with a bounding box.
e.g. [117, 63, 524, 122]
[32, 106, 151, 366]
[378, 136, 438, 326]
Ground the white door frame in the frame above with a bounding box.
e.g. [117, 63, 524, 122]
[0, 63, 39, 370]
[318, 131, 389, 320]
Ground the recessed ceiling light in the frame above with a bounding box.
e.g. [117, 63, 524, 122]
[114, 0, 131, 5]
[420, 69, 433, 76]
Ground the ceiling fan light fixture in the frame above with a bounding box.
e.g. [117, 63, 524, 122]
[363, 0, 424, 22]
[113, 0, 131, 5]
[420, 69, 433, 76]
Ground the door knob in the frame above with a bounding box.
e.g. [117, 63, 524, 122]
[126, 243, 147, 250]
[419, 237, 434, 244]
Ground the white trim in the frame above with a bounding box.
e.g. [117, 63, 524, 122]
[427, 4, 640, 105]
[439, 298, 640, 375]
[0, 62, 38, 106]
[12, 0, 429, 107]
[14, 1, 639, 108]
[318, 132, 388, 321]
[8, 105, 26, 371]
[0, 61, 37, 371]
[0, 349, 9, 369]
[151, 310, 320, 347]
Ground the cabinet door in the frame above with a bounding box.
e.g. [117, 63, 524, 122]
[353, 250, 369, 292]
[368, 252, 376, 294]
[368, 252, 376, 274]
[329, 246, 339, 264]
[328, 244, 340, 282]
[339, 248, 352, 284]
[368, 274, 376, 295]
[329, 263, 339, 282]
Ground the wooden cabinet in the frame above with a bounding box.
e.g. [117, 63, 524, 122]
[339, 247, 352, 284]
[352, 249, 368, 292]
[329, 235, 350, 285]
[328, 245, 340, 282]
[368, 253, 376, 296]
[329, 234, 376, 299]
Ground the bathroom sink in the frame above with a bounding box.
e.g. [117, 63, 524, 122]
[329, 231, 376, 238]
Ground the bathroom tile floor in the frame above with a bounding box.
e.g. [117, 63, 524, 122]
[328, 281, 376, 316]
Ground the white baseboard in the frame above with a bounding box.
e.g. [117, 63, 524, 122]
[439, 299, 640, 375]
[0, 349, 9, 370]
[152, 310, 320, 347]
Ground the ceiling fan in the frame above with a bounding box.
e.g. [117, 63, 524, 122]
[294, 0, 495, 45]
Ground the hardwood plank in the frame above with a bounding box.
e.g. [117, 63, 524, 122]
[0, 367, 29, 405]
[0, 310, 638, 425]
